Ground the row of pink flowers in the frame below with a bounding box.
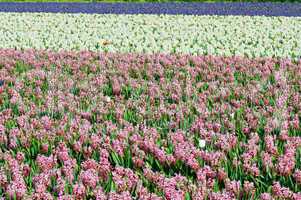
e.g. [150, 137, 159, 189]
[0, 48, 300, 199]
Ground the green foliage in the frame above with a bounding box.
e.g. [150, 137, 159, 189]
[14, 61, 30, 75]
[123, 108, 140, 126]
[109, 147, 133, 168]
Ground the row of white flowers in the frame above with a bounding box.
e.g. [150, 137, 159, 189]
[1, 12, 301, 58]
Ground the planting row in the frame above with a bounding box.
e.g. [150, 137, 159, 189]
[1, 2, 301, 16]
[0, 49, 300, 199]
[0, 13, 301, 59]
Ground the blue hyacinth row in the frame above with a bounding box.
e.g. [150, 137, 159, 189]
[0, 2, 301, 16]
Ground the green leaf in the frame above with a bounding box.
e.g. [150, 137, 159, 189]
[185, 192, 191, 200]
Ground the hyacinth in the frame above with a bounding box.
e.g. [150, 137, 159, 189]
[1, 13, 301, 59]
[0, 48, 300, 199]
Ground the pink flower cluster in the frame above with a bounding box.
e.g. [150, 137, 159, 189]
[0, 48, 300, 199]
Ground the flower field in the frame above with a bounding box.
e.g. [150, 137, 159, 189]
[1, 13, 301, 58]
[0, 3, 301, 200]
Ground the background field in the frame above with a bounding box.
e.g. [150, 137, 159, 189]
[0, 0, 299, 3]
[0, 1, 300, 200]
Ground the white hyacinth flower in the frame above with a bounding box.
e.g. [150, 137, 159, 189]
[0, 13, 300, 59]
[199, 139, 206, 148]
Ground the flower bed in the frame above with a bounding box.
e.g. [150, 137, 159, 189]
[1, 2, 301, 16]
[0, 13, 301, 59]
[0, 48, 300, 199]
[0, 3, 300, 200]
